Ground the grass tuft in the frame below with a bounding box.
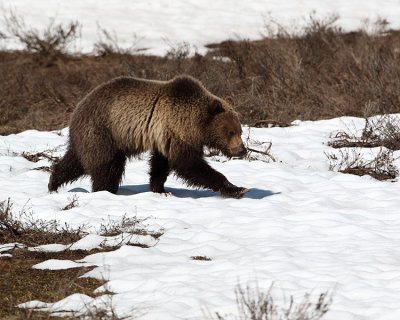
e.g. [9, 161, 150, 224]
[99, 214, 164, 240]
[216, 284, 332, 320]
[62, 194, 80, 211]
[0, 198, 84, 246]
[191, 256, 212, 261]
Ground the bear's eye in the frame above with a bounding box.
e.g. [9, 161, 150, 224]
[228, 131, 235, 136]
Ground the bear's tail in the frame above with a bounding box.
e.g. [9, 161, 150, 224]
[48, 147, 85, 192]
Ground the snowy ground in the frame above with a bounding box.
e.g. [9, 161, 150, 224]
[1, 116, 400, 319]
[1, 0, 400, 55]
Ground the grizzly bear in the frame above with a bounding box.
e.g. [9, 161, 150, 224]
[48, 75, 248, 198]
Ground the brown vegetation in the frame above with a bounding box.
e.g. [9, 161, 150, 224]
[327, 113, 400, 180]
[0, 249, 105, 319]
[1, 15, 400, 135]
[0, 199, 156, 318]
[0, 198, 83, 246]
[190, 255, 212, 261]
[329, 113, 400, 151]
[216, 284, 332, 320]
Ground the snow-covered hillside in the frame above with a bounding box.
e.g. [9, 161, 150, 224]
[1, 0, 400, 55]
[1, 116, 400, 319]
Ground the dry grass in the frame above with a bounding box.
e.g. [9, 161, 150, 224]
[327, 113, 400, 180]
[62, 194, 80, 211]
[0, 248, 106, 319]
[329, 114, 400, 151]
[0, 200, 151, 319]
[98, 214, 164, 249]
[0, 198, 84, 246]
[191, 255, 212, 261]
[326, 148, 399, 181]
[99, 214, 163, 240]
[1, 14, 400, 135]
[216, 284, 332, 320]
[20, 150, 60, 164]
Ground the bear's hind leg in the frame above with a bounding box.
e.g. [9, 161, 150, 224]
[48, 148, 85, 192]
[91, 151, 126, 194]
[149, 151, 170, 193]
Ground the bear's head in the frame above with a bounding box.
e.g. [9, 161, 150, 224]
[206, 99, 247, 158]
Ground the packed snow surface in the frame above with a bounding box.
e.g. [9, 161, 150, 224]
[2, 116, 400, 319]
[1, 0, 400, 55]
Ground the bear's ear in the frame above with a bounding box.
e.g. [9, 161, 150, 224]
[208, 100, 225, 116]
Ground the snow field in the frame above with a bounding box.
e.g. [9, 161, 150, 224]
[1, 116, 400, 319]
[1, 0, 400, 55]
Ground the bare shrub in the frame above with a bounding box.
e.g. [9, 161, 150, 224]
[327, 113, 400, 180]
[329, 114, 400, 150]
[165, 41, 193, 59]
[62, 194, 79, 210]
[99, 214, 164, 239]
[94, 24, 144, 57]
[3, 10, 80, 65]
[206, 16, 400, 125]
[0, 198, 84, 246]
[72, 294, 133, 320]
[21, 149, 60, 164]
[216, 284, 332, 320]
[243, 128, 276, 162]
[325, 147, 398, 181]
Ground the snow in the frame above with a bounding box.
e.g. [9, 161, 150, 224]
[2, 116, 400, 319]
[0, 242, 26, 252]
[2, 1, 400, 319]
[1, 0, 400, 55]
[29, 243, 69, 252]
[32, 259, 94, 270]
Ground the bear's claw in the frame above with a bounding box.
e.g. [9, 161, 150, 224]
[221, 185, 249, 199]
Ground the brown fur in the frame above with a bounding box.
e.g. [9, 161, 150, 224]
[48, 75, 248, 198]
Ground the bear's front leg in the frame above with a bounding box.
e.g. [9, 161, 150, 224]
[220, 181, 249, 199]
[170, 157, 247, 198]
[149, 151, 170, 193]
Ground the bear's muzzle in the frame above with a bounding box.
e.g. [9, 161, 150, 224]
[229, 144, 247, 157]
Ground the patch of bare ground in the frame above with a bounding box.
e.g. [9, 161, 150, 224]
[0, 198, 101, 318]
[0, 200, 157, 318]
[0, 249, 106, 319]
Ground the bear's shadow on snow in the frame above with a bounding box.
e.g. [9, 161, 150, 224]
[116, 185, 276, 199]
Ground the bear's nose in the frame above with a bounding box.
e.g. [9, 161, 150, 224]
[238, 145, 247, 156]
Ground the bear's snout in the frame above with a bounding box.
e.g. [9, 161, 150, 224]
[229, 144, 247, 157]
[238, 145, 247, 156]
